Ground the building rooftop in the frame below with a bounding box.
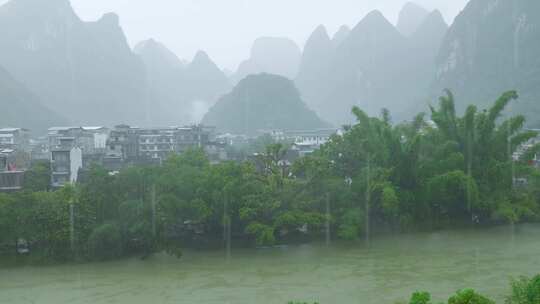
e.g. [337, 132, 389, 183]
[82, 126, 107, 131]
[284, 129, 339, 135]
[48, 126, 83, 132]
[0, 128, 28, 133]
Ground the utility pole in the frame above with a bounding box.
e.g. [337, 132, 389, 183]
[467, 128, 473, 224]
[365, 153, 371, 247]
[507, 104, 515, 189]
[151, 184, 157, 237]
[224, 195, 231, 261]
[325, 192, 331, 247]
[69, 202, 75, 254]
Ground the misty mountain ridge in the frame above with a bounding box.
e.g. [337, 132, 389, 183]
[185, 50, 232, 104]
[295, 4, 448, 125]
[232, 37, 302, 83]
[134, 39, 186, 70]
[434, 0, 540, 126]
[0, 65, 66, 132]
[0, 0, 230, 131]
[0, 0, 147, 127]
[202, 73, 330, 136]
[293, 0, 540, 128]
[397, 2, 430, 36]
[295, 24, 335, 121]
[331, 25, 351, 48]
[134, 40, 231, 125]
[3, 0, 540, 134]
[134, 39, 190, 125]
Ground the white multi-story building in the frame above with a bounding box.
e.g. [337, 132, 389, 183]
[50, 138, 83, 188]
[265, 128, 340, 156]
[48, 126, 109, 155]
[0, 128, 30, 151]
[284, 129, 338, 146]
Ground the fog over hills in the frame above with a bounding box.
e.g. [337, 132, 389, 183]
[134, 39, 189, 125]
[0, 0, 147, 127]
[134, 40, 232, 125]
[0, 0, 230, 130]
[295, 25, 335, 122]
[295, 6, 447, 125]
[0, 65, 66, 131]
[59, 0, 468, 71]
[434, 0, 540, 126]
[331, 25, 352, 48]
[232, 37, 302, 83]
[184, 51, 232, 111]
[2, 0, 540, 133]
[203, 74, 329, 136]
[134, 39, 185, 70]
[397, 2, 430, 36]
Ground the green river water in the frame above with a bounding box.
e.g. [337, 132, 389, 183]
[1, 224, 540, 304]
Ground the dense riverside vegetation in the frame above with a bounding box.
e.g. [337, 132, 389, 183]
[290, 274, 540, 304]
[1, 90, 540, 262]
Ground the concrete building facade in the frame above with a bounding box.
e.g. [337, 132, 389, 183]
[50, 138, 83, 188]
[48, 126, 109, 156]
[104, 125, 222, 167]
[0, 150, 24, 192]
[0, 128, 30, 151]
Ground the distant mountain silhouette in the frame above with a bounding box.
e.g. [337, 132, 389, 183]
[0, 0, 147, 126]
[332, 25, 351, 48]
[5, 0, 539, 131]
[134, 39, 190, 124]
[233, 37, 301, 83]
[330, 10, 407, 122]
[203, 73, 329, 135]
[186, 50, 232, 105]
[296, 11, 405, 124]
[0, 65, 66, 132]
[135, 39, 185, 71]
[434, 0, 540, 126]
[295, 25, 335, 120]
[135, 41, 231, 124]
[402, 9, 449, 117]
[296, 9, 447, 125]
[397, 2, 430, 36]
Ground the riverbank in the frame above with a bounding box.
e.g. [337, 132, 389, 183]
[0, 220, 521, 268]
[1, 224, 539, 304]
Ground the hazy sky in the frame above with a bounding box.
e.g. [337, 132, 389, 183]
[1, 0, 470, 70]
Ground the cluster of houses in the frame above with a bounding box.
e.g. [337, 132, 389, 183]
[270, 129, 340, 157]
[0, 125, 341, 192]
[0, 128, 29, 192]
[514, 129, 540, 166]
[48, 125, 233, 187]
[3, 121, 540, 193]
[0, 125, 224, 191]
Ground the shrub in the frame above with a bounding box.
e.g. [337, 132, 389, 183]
[118, 200, 155, 255]
[506, 275, 540, 304]
[410, 291, 432, 304]
[245, 222, 275, 246]
[337, 208, 363, 240]
[87, 223, 122, 261]
[448, 289, 494, 304]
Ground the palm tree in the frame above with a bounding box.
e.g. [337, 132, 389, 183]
[430, 90, 538, 221]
